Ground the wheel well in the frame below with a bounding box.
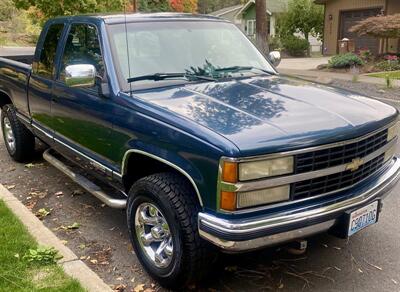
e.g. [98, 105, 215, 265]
[122, 153, 202, 207]
[0, 91, 12, 108]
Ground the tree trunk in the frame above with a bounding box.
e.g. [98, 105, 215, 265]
[255, 0, 269, 55]
[132, 0, 138, 12]
[304, 32, 310, 57]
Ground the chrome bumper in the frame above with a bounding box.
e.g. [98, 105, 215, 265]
[198, 157, 400, 252]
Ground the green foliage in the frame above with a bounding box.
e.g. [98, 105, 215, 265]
[328, 53, 364, 68]
[268, 36, 281, 51]
[375, 60, 400, 72]
[23, 247, 62, 264]
[281, 35, 309, 57]
[277, 0, 324, 42]
[138, 0, 171, 12]
[0, 0, 16, 21]
[12, 0, 125, 24]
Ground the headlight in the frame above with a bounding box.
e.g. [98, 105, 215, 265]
[238, 156, 294, 181]
[387, 121, 400, 141]
[237, 185, 290, 208]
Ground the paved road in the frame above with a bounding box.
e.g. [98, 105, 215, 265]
[0, 107, 400, 291]
[0, 46, 35, 56]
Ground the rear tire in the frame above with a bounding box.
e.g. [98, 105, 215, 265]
[126, 172, 216, 289]
[1, 104, 35, 162]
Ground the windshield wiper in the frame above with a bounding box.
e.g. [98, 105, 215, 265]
[127, 73, 215, 83]
[214, 66, 275, 75]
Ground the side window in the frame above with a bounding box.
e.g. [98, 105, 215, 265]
[34, 24, 64, 79]
[59, 23, 104, 84]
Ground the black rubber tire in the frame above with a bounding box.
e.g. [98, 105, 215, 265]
[1, 104, 35, 162]
[126, 172, 217, 289]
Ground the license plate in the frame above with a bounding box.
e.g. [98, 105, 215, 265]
[348, 201, 379, 236]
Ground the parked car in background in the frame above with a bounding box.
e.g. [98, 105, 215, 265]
[0, 13, 399, 289]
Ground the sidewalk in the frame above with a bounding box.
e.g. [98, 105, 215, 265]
[279, 67, 400, 87]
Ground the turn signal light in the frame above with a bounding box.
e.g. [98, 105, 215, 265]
[220, 191, 237, 211]
[222, 161, 238, 183]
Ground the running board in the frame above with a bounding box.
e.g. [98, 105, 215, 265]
[43, 149, 126, 209]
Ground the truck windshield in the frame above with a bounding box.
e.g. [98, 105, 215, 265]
[107, 21, 276, 91]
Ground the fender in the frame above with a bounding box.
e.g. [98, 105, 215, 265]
[119, 148, 205, 207]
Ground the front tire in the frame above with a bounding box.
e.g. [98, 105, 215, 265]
[1, 104, 35, 162]
[126, 173, 216, 289]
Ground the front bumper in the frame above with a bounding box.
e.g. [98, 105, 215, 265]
[198, 157, 400, 252]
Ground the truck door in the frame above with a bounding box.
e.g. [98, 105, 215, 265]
[29, 22, 65, 144]
[51, 22, 115, 179]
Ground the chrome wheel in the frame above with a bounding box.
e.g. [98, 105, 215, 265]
[135, 202, 174, 268]
[3, 117, 16, 153]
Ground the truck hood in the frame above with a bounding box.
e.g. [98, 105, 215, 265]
[134, 76, 398, 156]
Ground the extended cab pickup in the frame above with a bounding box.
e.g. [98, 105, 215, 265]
[1, 13, 399, 288]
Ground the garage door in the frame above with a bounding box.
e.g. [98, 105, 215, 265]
[340, 8, 382, 54]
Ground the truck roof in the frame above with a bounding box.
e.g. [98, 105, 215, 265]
[52, 13, 225, 25]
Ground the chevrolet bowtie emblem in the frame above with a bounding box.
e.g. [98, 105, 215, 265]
[346, 158, 364, 172]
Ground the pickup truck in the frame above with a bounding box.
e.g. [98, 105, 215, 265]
[1, 13, 399, 289]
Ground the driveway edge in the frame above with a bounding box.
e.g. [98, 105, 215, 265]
[0, 183, 113, 292]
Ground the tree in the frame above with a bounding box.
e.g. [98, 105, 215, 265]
[255, 0, 269, 55]
[0, 0, 16, 21]
[13, 0, 125, 24]
[197, 0, 243, 14]
[138, 0, 170, 12]
[349, 13, 400, 54]
[170, 0, 198, 13]
[277, 0, 324, 55]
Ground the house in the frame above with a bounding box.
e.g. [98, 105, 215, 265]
[235, 0, 289, 37]
[209, 4, 243, 24]
[315, 0, 400, 55]
[211, 0, 322, 53]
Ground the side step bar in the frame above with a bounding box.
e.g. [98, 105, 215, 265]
[43, 149, 127, 209]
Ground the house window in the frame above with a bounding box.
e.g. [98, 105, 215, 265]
[246, 20, 256, 36]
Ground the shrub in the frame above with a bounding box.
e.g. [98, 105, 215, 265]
[268, 36, 282, 51]
[328, 53, 364, 68]
[375, 60, 400, 71]
[358, 48, 373, 62]
[281, 36, 310, 57]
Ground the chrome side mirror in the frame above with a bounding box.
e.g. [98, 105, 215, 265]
[268, 51, 281, 67]
[65, 64, 96, 88]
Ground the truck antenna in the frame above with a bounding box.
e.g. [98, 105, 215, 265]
[124, 0, 133, 95]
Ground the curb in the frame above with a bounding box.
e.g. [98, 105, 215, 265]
[0, 184, 113, 292]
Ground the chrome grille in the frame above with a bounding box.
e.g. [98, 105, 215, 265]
[295, 129, 388, 174]
[291, 129, 389, 200]
[292, 154, 385, 200]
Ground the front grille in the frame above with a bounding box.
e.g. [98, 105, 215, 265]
[291, 129, 389, 201]
[295, 129, 388, 174]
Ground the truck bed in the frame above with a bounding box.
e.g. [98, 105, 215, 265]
[0, 56, 32, 117]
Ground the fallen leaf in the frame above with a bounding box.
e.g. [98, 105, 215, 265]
[392, 279, 398, 285]
[79, 244, 86, 249]
[72, 190, 83, 197]
[25, 163, 34, 168]
[35, 208, 50, 219]
[61, 240, 68, 245]
[133, 284, 145, 292]
[55, 191, 64, 197]
[130, 277, 135, 283]
[67, 222, 80, 229]
[278, 283, 284, 289]
[358, 268, 363, 273]
[116, 277, 123, 281]
[322, 244, 328, 248]
[225, 266, 237, 272]
[90, 259, 98, 264]
[80, 256, 86, 260]
[14, 253, 19, 258]
[144, 289, 155, 292]
[113, 284, 126, 291]
[334, 266, 341, 271]
[333, 246, 341, 250]
[6, 185, 15, 190]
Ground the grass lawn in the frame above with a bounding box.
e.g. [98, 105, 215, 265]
[368, 71, 400, 80]
[0, 200, 85, 291]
